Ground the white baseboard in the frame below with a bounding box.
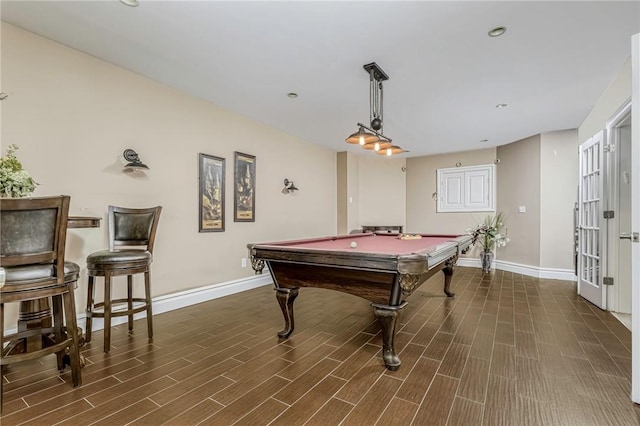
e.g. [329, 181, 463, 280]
[458, 257, 577, 281]
[4, 272, 273, 336]
[79, 271, 273, 332]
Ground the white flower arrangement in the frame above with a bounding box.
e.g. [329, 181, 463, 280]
[0, 144, 38, 198]
[467, 212, 510, 252]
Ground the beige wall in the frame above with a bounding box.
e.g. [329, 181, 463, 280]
[2, 24, 337, 322]
[347, 153, 360, 233]
[579, 58, 631, 143]
[358, 156, 406, 229]
[496, 135, 541, 266]
[337, 152, 347, 234]
[539, 130, 579, 270]
[336, 151, 364, 234]
[406, 148, 496, 235]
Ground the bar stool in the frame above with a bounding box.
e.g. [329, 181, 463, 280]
[85, 205, 161, 352]
[0, 195, 82, 414]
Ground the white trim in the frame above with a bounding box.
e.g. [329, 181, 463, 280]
[630, 32, 640, 404]
[3, 272, 273, 336]
[82, 272, 273, 332]
[458, 256, 577, 281]
[611, 312, 632, 331]
[457, 257, 483, 269]
[604, 99, 632, 314]
[496, 259, 577, 281]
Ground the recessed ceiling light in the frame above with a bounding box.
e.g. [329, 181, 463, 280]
[488, 26, 506, 37]
[496, 103, 508, 108]
[287, 92, 298, 99]
[119, 0, 139, 7]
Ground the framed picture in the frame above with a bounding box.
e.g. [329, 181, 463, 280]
[199, 153, 225, 232]
[234, 151, 256, 222]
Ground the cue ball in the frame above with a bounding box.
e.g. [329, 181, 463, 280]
[350, 241, 358, 248]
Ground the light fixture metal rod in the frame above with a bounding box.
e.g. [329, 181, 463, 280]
[363, 62, 389, 81]
[356, 122, 392, 142]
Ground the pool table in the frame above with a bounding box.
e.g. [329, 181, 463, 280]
[247, 232, 472, 370]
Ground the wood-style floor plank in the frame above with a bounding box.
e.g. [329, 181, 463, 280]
[1, 267, 638, 425]
[447, 396, 483, 426]
[340, 375, 402, 425]
[375, 397, 419, 425]
[412, 373, 459, 425]
[269, 376, 346, 426]
[304, 398, 353, 426]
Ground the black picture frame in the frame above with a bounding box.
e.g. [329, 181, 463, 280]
[199, 153, 225, 232]
[234, 151, 256, 222]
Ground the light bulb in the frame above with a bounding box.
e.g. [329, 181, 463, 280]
[359, 135, 365, 145]
[386, 148, 392, 156]
[374, 142, 380, 151]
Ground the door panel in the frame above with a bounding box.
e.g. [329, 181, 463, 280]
[630, 31, 639, 404]
[617, 124, 632, 313]
[577, 131, 606, 308]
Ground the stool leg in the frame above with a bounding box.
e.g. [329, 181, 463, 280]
[85, 275, 94, 343]
[52, 294, 65, 371]
[63, 283, 82, 387]
[145, 270, 153, 339]
[103, 273, 112, 353]
[127, 275, 134, 331]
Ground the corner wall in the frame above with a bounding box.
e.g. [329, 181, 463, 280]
[496, 135, 541, 267]
[539, 130, 579, 270]
[358, 156, 406, 229]
[337, 151, 365, 234]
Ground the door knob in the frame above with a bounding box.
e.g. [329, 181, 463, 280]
[620, 232, 639, 242]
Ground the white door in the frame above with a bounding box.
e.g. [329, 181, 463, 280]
[577, 131, 606, 308]
[616, 120, 632, 314]
[630, 32, 640, 404]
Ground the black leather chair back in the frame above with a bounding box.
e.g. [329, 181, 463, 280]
[0, 195, 70, 287]
[108, 206, 162, 252]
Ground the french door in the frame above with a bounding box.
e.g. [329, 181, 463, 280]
[577, 131, 607, 309]
[630, 32, 639, 404]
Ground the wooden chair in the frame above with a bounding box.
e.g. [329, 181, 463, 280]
[0, 195, 82, 414]
[85, 205, 162, 352]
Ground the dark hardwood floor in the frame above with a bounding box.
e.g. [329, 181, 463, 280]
[2, 267, 639, 425]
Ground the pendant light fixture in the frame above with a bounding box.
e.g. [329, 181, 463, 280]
[376, 146, 405, 156]
[345, 125, 378, 146]
[345, 62, 406, 156]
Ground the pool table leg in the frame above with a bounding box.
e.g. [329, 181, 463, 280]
[371, 302, 408, 371]
[442, 256, 457, 297]
[275, 287, 299, 339]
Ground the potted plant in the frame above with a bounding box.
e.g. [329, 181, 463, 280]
[0, 144, 38, 198]
[468, 212, 509, 273]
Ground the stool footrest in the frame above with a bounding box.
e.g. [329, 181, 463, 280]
[3, 327, 56, 342]
[1, 337, 74, 365]
[86, 298, 149, 318]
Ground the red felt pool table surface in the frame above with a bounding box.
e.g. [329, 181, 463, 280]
[274, 233, 456, 255]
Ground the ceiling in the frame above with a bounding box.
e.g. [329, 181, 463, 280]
[2, 1, 639, 157]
